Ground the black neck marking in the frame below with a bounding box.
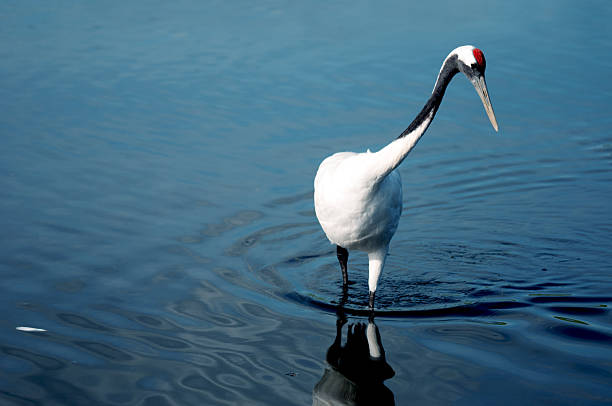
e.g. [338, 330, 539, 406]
[398, 55, 460, 139]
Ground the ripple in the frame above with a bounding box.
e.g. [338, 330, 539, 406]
[1, 285, 330, 405]
[551, 325, 612, 342]
[2, 346, 65, 371]
[264, 191, 312, 208]
[285, 291, 529, 319]
[500, 282, 571, 291]
[225, 222, 315, 257]
[180, 373, 210, 391]
[24, 375, 93, 405]
[57, 313, 112, 332]
[217, 372, 252, 389]
[529, 295, 612, 304]
[74, 341, 134, 362]
[424, 324, 511, 344]
[553, 316, 589, 326]
[165, 245, 211, 264]
[135, 315, 164, 327]
[548, 306, 608, 316]
[200, 210, 264, 237]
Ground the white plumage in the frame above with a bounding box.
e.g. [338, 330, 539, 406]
[314, 45, 499, 309]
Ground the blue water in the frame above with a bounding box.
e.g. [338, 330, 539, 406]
[1, 1, 612, 405]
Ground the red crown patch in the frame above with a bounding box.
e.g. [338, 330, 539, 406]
[473, 48, 485, 66]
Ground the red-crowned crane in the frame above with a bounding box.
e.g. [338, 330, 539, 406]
[314, 45, 498, 309]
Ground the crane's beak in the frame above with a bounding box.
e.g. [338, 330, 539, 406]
[472, 75, 498, 132]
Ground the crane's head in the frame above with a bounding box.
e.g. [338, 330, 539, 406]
[454, 45, 499, 132]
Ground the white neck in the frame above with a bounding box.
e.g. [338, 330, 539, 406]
[370, 109, 435, 181]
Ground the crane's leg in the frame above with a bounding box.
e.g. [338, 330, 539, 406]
[368, 247, 388, 309]
[336, 245, 349, 287]
[369, 291, 376, 309]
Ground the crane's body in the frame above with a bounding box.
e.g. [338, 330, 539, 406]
[314, 45, 498, 309]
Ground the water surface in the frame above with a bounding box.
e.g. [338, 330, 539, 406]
[1, 1, 612, 405]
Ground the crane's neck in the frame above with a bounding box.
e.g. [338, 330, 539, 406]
[399, 54, 459, 139]
[372, 55, 459, 180]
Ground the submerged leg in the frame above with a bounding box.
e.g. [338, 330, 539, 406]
[336, 245, 349, 286]
[368, 291, 376, 309]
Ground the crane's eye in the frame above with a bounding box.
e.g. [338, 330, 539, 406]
[472, 48, 486, 68]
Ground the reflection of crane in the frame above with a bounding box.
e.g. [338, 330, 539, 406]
[313, 293, 395, 405]
[314, 46, 498, 309]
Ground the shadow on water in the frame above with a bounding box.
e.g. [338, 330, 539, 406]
[313, 290, 395, 405]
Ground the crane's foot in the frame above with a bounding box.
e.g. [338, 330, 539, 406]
[368, 291, 376, 310]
